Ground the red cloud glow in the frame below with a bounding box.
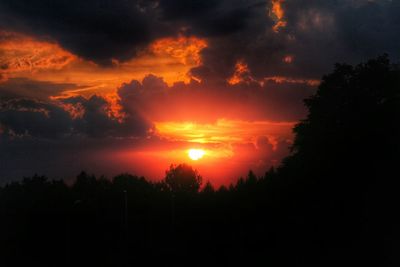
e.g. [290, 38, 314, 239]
[270, 0, 287, 32]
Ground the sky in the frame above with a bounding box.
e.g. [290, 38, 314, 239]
[1, 0, 399, 185]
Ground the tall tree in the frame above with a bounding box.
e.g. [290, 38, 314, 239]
[164, 164, 202, 193]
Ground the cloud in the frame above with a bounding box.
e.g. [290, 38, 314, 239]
[159, 0, 257, 36]
[0, 72, 308, 142]
[231, 135, 290, 170]
[0, 1, 162, 65]
[0, 0, 260, 65]
[188, 0, 400, 83]
[1, 0, 398, 80]
[0, 89, 154, 182]
[0, 98, 73, 138]
[149, 36, 207, 66]
[0, 83, 152, 139]
[61, 95, 153, 138]
[0, 31, 75, 77]
[117, 73, 316, 123]
[0, 78, 78, 100]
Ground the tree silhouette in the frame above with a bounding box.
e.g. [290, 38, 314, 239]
[276, 54, 400, 265]
[288, 55, 400, 171]
[202, 181, 215, 194]
[164, 163, 202, 193]
[277, 55, 400, 192]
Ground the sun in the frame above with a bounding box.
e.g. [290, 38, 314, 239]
[188, 149, 205, 161]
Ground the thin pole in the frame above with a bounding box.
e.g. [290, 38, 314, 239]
[124, 190, 128, 235]
[123, 190, 128, 265]
[170, 192, 175, 238]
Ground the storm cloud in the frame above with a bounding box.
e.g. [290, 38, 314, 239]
[0, 0, 256, 65]
[1, 0, 397, 76]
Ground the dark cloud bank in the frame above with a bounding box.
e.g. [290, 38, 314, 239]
[1, 0, 399, 76]
[1, 0, 400, 182]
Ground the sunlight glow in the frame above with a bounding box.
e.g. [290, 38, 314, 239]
[155, 119, 295, 144]
[188, 149, 205, 161]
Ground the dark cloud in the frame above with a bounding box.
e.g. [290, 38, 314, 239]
[159, 0, 256, 36]
[0, 0, 162, 65]
[279, 0, 400, 77]
[61, 95, 152, 138]
[159, 0, 220, 20]
[190, 0, 400, 82]
[0, 87, 154, 182]
[0, 78, 77, 100]
[0, 80, 152, 139]
[0, 0, 261, 65]
[0, 0, 398, 76]
[229, 136, 291, 175]
[0, 98, 73, 138]
[117, 74, 316, 122]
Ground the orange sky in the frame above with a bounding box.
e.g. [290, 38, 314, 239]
[0, 31, 206, 96]
[0, 26, 300, 185]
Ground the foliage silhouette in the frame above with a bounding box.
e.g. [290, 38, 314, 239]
[164, 163, 202, 193]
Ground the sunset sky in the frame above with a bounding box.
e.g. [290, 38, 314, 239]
[1, 0, 399, 185]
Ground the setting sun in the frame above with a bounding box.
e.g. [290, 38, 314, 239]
[188, 149, 205, 161]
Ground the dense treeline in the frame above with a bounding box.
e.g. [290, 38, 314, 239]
[1, 55, 399, 266]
